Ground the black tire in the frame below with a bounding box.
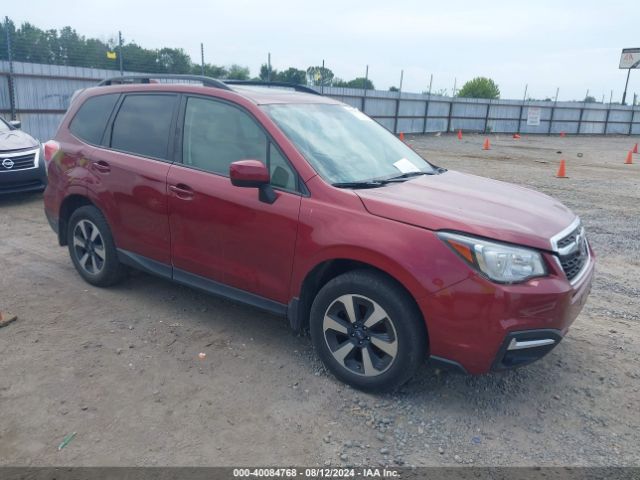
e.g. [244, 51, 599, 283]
[310, 269, 427, 392]
[67, 205, 125, 287]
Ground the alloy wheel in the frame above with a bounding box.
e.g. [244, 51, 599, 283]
[322, 294, 398, 377]
[72, 219, 106, 275]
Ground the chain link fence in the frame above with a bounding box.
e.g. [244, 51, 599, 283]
[1, 17, 639, 140]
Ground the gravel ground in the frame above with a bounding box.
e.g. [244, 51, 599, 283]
[0, 134, 638, 467]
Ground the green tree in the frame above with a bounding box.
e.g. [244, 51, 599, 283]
[333, 77, 375, 89]
[389, 86, 399, 92]
[278, 67, 307, 84]
[196, 63, 229, 78]
[226, 64, 250, 80]
[346, 77, 374, 89]
[306, 66, 334, 86]
[259, 63, 273, 80]
[1, 17, 252, 78]
[584, 95, 596, 103]
[457, 77, 500, 99]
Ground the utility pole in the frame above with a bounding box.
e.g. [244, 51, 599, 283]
[200, 43, 205, 76]
[361, 65, 369, 112]
[118, 31, 124, 76]
[268, 53, 271, 82]
[364, 65, 369, 91]
[622, 68, 631, 105]
[4, 16, 16, 120]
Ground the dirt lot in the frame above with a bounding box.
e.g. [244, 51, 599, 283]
[0, 134, 638, 467]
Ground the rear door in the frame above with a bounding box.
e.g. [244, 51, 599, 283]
[167, 95, 301, 303]
[87, 93, 178, 265]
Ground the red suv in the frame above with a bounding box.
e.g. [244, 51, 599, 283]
[43, 75, 594, 391]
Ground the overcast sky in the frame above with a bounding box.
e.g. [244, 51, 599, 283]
[5, 0, 640, 101]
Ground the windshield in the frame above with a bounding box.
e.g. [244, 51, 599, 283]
[263, 104, 436, 184]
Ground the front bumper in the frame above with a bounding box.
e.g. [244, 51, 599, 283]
[421, 247, 595, 375]
[0, 156, 47, 195]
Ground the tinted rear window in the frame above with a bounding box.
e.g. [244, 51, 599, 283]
[110, 94, 177, 160]
[69, 94, 119, 144]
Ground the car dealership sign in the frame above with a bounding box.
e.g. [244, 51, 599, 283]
[619, 48, 640, 69]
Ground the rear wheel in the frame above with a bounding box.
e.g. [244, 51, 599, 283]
[310, 270, 427, 392]
[67, 205, 124, 287]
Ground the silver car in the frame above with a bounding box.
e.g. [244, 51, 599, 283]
[0, 117, 46, 194]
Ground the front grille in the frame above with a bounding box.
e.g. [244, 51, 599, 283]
[0, 152, 36, 171]
[556, 224, 588, 282]
[557, 231, 577, 249]
[560, 250, 587, 280]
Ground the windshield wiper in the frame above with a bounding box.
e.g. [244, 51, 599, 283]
[332, 181, 388, 189]
[333, 168, 448, 189]
[384, 168, 447, 181]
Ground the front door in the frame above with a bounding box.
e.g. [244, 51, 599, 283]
[167, 96, 301, 303]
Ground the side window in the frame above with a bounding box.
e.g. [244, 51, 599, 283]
[182, 97, 267, 175]
[69, 94, 119, 145]
[269, 143, 297, 191]
[111, 94, 177, 160]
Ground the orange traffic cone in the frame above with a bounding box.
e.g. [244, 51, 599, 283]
[457, 129, 462, 140]
[625, 151, 633, 164]
[633, 143, 638, 154]
[513, 133, 521, 139]
[399, 132, 405, 141]
[482, 138, 490, 150]
[556, 159, 568, 178]
[560, 131, 566, 137]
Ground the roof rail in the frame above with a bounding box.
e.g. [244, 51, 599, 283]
[223, 80, 322, 96]
[96, 75, 322, 96]
[97, 74, 231, 90]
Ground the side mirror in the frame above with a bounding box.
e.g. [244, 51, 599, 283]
[9, 120, 21, 129]
[230, 160, 269, 187]
[229, 160, 277, 204]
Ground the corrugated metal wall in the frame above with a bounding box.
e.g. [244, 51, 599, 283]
[1, 61, 639, 140]
[316, 86, 640, 136]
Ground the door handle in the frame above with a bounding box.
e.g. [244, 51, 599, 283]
[91, 161, 111, 173]
[169, 183, 194, 199]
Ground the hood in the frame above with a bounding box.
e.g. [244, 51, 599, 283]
[0, 129, 39, 151]
[355, 170, 576, 251]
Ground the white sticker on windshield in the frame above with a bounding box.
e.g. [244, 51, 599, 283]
[393, 158, 421, 174]
[345, 106, 374, 122]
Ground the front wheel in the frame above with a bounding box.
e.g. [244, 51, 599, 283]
[309, 270, 427, 392]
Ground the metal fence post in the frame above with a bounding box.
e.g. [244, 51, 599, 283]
[604, 104, 611, 135]
[548, 105, 555, 135]
[517, 102, 524, 134]
[118, 31, 124, 76]
[517, 84, 527, 134]
[422, 74, 433, 134]
[4, 16, 16, 121]
[483, 99, 491, 133]
[577, 90, 588, 134]
[394, 93, 400, 134]
[446, 99, 453, 133]
[422, 96, 430, 134]
[361, 65, 368, 112]
[577, 106, 584, 134]
[548, 88, 559, 135]
[393, 70, 403, 134]
[200, 43, 205, 76]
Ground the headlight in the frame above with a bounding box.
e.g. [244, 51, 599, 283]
[438, 232, 547, 283]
